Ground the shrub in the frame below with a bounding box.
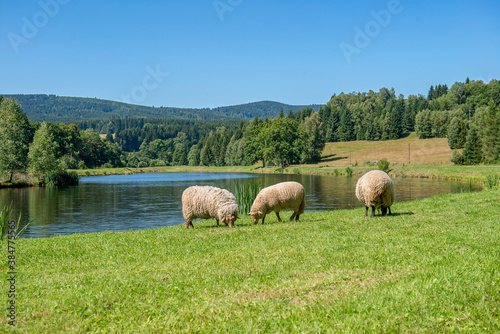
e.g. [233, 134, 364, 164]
[137, 161, 148, 168]
[44, 171, 79, 187]
[345, 167, 353, 176]
[377, 158, 392, 173]
[334, 169, 339, 176]
[450, 150, 464, 165]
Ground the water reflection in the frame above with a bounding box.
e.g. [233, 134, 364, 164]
[0, 172, 482, 238]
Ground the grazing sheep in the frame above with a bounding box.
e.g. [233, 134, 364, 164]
[355, 170, 395, 217]
[249, 181, 305, 224]
[182, 186, 239, 229]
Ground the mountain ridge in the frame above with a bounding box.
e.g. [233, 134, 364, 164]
[2, 94, 322, 123]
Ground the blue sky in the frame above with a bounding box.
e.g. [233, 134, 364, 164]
[1, 0, 499, 108]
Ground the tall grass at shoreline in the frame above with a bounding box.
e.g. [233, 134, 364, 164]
[234, 182, 261, 215]
[3, 188, 499, 332]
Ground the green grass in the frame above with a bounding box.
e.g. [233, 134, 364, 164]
[2, 188, 499, 332]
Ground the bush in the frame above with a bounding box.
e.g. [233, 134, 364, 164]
[450, 150, 464, 165]
[44, 171, 79, 187]
[137, 161, 149, 168]
[345, 167, 353, 176]
[377, 158, 392, 173]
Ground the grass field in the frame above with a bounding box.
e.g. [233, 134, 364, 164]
[2, 188, 499, 332]
[317, 132, 453, 167]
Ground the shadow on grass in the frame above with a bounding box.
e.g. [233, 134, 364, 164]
[321, 154, 347, 163]
[389, 212, 415, 217]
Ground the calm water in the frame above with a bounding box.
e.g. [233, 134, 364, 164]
[0, 172, 482, 238]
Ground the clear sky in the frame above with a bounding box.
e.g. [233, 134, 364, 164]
[1, 0, 499, 108]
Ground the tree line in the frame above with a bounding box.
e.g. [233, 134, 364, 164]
[317, 79, 499, 164]
[1, 78, 499, 182]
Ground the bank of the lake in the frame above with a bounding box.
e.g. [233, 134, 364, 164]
[71, 164, 500, 186]
[3, 188, 499, 332]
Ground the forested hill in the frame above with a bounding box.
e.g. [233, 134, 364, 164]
[3, 94, 321, 123]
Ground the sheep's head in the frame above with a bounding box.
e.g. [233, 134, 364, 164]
[221, 214, 238, 227]
[248, 210, 263, 224]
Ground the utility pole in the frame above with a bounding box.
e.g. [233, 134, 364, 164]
[349, 151, 352, 166]
[408, 143, 410, 164]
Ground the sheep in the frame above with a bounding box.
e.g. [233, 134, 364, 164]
[249, 181, 305, 224]
[181, 186, 239, 229]
[355, 170, 395, 217]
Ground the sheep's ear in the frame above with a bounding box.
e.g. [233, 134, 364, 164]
[248, 212, 252, 216]
[257, 210, 263, 215]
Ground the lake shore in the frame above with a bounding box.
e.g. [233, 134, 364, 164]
[2, 164, 499, 190]
[5, 187, 500, 332]
[71, 164, 500, 186]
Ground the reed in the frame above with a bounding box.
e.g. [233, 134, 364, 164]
[0, 204, 30, 240]
[485, 174, 499, 190]
[234, 182, 261, 215]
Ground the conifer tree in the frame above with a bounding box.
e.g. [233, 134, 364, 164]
[462, 127, 482, 165]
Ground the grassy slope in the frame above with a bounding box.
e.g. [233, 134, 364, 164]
[318, 132, 453, 167]
[2, 189, 499, 332]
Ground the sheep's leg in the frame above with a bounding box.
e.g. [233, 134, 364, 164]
[189, 222, 195, 228]
[364, 207, 369, 217]
[388, 207, 392, 215]
[290, 212, 296, 221]
[185, 220, 190, 229]
[275, 212, 282, 222]
[295, 214, 300, 221]
[216, 219, 219, 226]
[261, 214, 267, 224]
[370, 206, 375, 218]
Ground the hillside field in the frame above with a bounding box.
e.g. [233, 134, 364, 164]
[317, 133, 454, 167]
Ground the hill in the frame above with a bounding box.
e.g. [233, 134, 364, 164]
[316, 133, 454, 167]
[2, 94, 321, 122]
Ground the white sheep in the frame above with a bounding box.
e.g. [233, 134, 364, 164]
[355, 170, 395, 217]
[249, 181, 305, 224]
[181, 186, 239, 229]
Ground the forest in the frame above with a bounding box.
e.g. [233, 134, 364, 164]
[4, 94, 320, 123]
[0, 78, 499, 182]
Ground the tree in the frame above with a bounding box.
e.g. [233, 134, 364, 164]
[187, 145, 200, 166]
[79, 130, 108, 168]
[301, 112, 326, 163]
[476, 104, 500, 163]
[244, 118, 269, 167]
[263, 117, 307, 168]
[28, 122, 60, 176]
[0, 98, 32, 182]
[447, 116, 467, 149]
[462, 127, 482, 165]
[415, 109, 433, 139]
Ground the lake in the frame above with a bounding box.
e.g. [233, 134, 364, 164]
[0, 172, 482, 238]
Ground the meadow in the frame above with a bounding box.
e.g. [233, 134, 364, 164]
[1, 187, 499, 332]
